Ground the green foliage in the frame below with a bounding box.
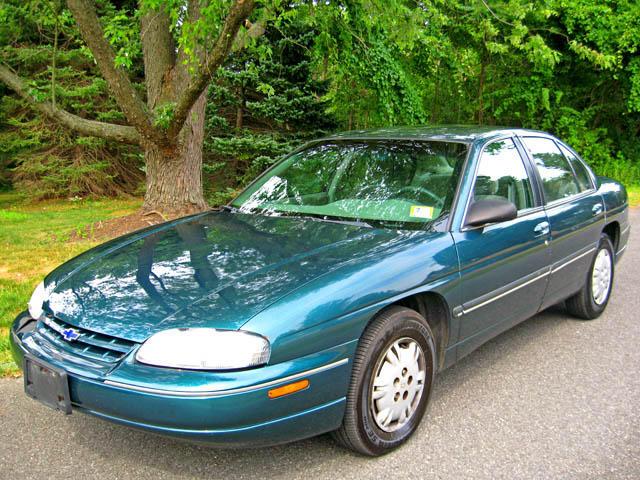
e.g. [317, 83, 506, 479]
[0, 0, 143, 198]
[305, 1, 429, 128]
[103, 9, 142, 70]
[1, 0, 639, 201]
[405, 0, 640, 185]
[1, 85, 144, 198]
[153, 102, 176, 129]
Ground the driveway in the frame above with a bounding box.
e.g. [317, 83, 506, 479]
[1, 209, 639, 479]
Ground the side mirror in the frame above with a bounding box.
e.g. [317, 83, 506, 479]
[465, 198, 517, 227]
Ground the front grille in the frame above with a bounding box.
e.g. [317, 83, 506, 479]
[34, 316, 135, 368]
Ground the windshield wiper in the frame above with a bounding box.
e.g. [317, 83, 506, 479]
[276, 212, 373, 229]
[311, 216, 373, 228]
[223, 206, 373, 228]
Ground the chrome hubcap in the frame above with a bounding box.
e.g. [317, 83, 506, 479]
[591, 248, 612, 305]
[370, 337, 426, 432]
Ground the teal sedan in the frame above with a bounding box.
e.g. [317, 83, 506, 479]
[11, 126, 629, 456]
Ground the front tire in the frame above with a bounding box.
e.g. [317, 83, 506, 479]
[566, 233, 615, 320]
[333, 306, 436, 456]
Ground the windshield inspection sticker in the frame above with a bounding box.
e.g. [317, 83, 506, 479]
[410, 206, 434, 219]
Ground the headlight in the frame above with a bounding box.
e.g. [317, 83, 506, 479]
[28, 281, 47, 319]
[135, 328, 271, 370]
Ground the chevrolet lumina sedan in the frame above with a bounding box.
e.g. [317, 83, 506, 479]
[11, 126, 629, 456]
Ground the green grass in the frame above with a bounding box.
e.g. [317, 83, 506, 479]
[628, 185, 640, 207]
[0, 192, 141, 376]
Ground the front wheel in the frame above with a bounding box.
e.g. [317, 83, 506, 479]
[566, 233, 615, 320]
[332, 306, 436, 456]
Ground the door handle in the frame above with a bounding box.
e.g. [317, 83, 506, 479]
[592, 203, 603, 216]
[534, 221, 550, 237]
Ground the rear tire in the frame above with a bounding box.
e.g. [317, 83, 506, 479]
[566, 234, 615, 320]
[332, 306, 436, 456]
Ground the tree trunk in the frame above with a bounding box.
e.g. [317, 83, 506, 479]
[142, 93, 208, 215]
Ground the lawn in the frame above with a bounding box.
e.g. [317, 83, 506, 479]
[628, 185, 640, 207]
[0, 192, 141, 376]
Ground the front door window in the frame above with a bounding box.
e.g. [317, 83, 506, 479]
[473, 138, 534, 211]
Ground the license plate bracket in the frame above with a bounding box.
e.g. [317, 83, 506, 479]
[23, 354, 72, 414]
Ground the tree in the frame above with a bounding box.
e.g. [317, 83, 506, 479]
[0, 0, 256, 214]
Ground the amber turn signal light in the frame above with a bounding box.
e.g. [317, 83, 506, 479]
[268, 379, 309, 399]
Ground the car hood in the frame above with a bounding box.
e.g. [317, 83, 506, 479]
[44, 211, 401, 343]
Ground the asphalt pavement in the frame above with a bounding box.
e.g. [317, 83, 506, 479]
[1, 209, 639, 480]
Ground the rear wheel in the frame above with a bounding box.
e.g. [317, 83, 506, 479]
[566, 233, 615, 320]
[332, 306, 436, 456]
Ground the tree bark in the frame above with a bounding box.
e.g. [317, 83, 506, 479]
[141, 9, 175, 110]
[142, 93, 208, 214]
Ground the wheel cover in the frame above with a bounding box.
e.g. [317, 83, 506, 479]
[370, 337, 426, 433]
[591, 248, 612, 306]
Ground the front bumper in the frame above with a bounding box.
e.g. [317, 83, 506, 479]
[10, 313, 354, 447]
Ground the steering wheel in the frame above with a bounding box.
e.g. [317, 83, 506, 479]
[393, 186, 443, 208]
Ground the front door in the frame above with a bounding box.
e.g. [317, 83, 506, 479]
[452, 137, 551, 359]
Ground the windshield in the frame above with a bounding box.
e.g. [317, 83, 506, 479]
[232, 140, 468, 229]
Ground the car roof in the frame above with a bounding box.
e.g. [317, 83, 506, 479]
[321, 125, 551, 144]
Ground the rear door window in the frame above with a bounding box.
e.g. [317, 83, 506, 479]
[522, 137, 581, 203]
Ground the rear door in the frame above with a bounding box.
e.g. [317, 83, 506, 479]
[452, 137, 551, 359]
[518, 136, 605, 309]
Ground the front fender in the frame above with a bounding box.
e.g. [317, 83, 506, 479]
[243, 231, 460, 364]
